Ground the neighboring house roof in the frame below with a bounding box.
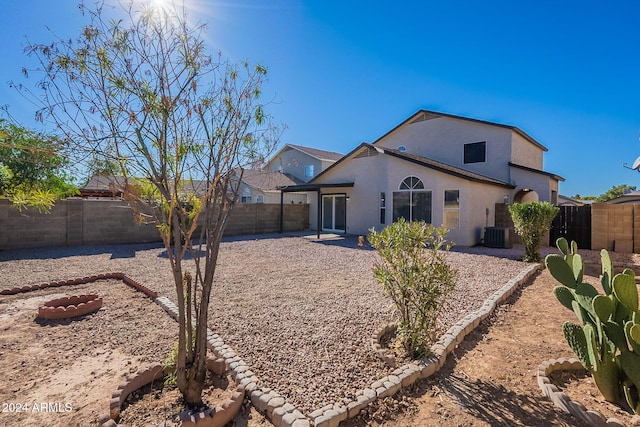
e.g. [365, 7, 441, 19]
[79, 175, 126, 197]
[372, 109, 549, 152]
[270, 144, 344, 163]
[234, 168, 297, 192]
[82, 175, 127, 191]
[558, 195, 586, 206]
[608, 190, 640, 204]
[310, 143, 516, 189]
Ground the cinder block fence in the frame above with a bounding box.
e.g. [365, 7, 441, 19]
[0, 199, 309, 250]
[496, 202, 640, 253]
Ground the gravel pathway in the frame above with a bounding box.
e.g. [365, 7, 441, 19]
[0, 233, 591, 415]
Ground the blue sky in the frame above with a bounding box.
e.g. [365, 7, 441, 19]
[1, 0, 639, 197]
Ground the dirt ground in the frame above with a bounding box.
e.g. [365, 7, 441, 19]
[1, 261, 637, 426]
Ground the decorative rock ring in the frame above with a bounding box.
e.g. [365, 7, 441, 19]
[38, 294, 103, 320]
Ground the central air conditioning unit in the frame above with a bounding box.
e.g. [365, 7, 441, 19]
[484, 227, 512, 248]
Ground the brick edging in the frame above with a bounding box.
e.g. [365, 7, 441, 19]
[348, 264, 542, 427]
[38, 294, 102, 319]
[2, 264, 542, 427]
[0, 272, 157, 298]
[537, 358, 627, 427]
[154, 297, 311, 427]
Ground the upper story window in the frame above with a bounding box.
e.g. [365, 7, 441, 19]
[464, 141, 486, 164]
[305, 164, 314, 179]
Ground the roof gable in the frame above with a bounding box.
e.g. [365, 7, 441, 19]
[372, 109, 548, 152]
[311, 143, 515, 189]
[268, 143, 344, 164]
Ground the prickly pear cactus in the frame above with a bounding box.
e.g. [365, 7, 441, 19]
[546, 237, 640, 412]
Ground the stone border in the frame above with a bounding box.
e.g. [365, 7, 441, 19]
[537, 358, 627, 427]
[38, 294, 103, 319]
[99, 359, 244, 427]
[0, 272, 158, 298]
[324, 263, 541, 427]
[370, 322, 398, 368]
[371, 264, 542, 372]
[2, 263, 541, 427]
[156, 296, 312, 427]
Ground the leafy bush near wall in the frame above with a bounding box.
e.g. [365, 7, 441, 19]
[509, 201, 559, 262]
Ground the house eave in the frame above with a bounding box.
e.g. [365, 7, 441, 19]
[509, 162, 565, 182]
[371, 109, 549, 152]
[279, 182, 355, 192]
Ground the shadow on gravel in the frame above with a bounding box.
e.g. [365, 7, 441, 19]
[0, 242, 164, 261]
[310, 236, 375, 251]
[441, 373, 585, 427]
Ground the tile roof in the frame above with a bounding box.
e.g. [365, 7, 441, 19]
[285, 144, 344, 162]
[235, 169, 298, 191]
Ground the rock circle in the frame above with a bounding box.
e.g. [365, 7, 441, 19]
[38, 294, 103, 320]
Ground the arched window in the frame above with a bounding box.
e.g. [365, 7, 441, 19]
[399, 176, 424, 190]
[393, 176, 432, 223]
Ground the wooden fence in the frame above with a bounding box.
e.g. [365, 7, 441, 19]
[549, 206, 591, 250]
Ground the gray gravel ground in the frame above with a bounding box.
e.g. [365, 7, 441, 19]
[0, 233, 612, 415]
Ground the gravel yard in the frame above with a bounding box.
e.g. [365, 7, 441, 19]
[1, 233, 542, 415]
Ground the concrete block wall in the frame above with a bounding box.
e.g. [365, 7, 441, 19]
[0, 199, 68, 249]
[591, 203, 635, 253]
[0, 199, 309, 250]
[225, 203, 308, 236]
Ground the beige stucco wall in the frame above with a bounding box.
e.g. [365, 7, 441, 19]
[374, 116, 515, 183]
[511, 132, 544, 170]
[510, 167, 558, 203]
[311, 153, 513, 246]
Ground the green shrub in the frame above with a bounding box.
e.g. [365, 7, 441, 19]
[368, 218, 458, 358]
[546, 238, 640, 413]
[509, 201, 559, 262]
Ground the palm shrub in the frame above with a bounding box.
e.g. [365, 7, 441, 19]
[546, 237, 640, 413]
[509, 201, 559, 262]
[368, 218, 458, 358]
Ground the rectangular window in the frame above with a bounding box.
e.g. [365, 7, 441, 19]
[444, 190, 460, 229]
[305, 164, 314, 179]
[380, 192, 386, 224]
[464, 141, 486, 164]
[393, 191, 432, 223]
[241, 196, 252, 203]
[256, 196, 264, 203]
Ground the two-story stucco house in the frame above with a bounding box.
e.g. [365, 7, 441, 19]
[232, 168, 306, 204]
[281, 110, 563, 246]
[266, 144, 344, 183]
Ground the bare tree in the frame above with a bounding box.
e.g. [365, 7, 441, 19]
[21, 0, 279, 405]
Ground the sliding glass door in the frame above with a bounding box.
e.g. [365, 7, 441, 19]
[322, 194, 346, 233]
